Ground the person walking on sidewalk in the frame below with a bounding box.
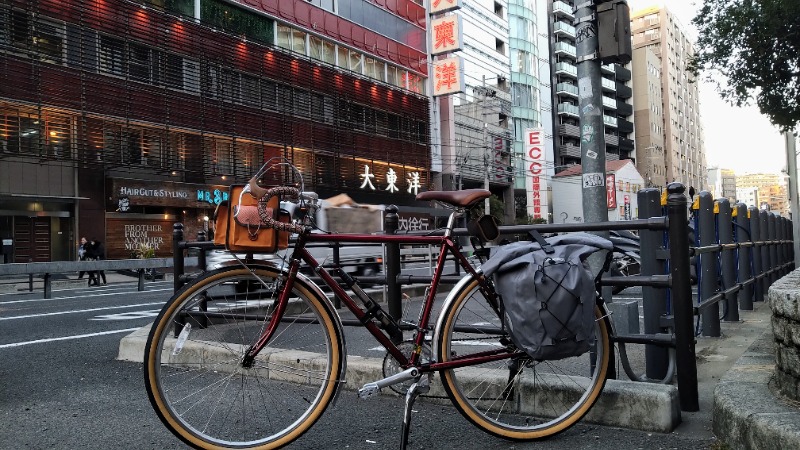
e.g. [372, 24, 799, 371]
[77, 237, 89, 279]
[87, 239, 107, 286]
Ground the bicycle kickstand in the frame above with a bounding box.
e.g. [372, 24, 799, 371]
[399, 375, 430, 450]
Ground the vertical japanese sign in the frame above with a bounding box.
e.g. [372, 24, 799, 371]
[606, 174, 617, 209]
[624, 195, 631, 220]
[432, 56, 464, 97]
[525, 128, 549, 221]
[430, 15, 462, 56]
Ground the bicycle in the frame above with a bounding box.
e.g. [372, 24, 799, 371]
[143, 171, 614, 449]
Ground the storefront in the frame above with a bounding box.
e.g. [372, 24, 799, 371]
[105, 178, 229, 259]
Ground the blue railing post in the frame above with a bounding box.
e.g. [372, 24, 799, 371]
[638, 188, 669, 379]
[717, 199, 738, 322]
[759, 210, 770, 295]
[749, 206, 764, 302]
[698, 192, 720, 336]
[667, 183, 699, 412]
[735, 203, 753, 310]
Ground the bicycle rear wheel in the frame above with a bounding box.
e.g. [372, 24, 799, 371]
[436, 277, 610, 440]
[144, 265, 343, 449]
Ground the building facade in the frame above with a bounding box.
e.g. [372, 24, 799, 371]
[707, 167, 736, 202]
[0, 0, 433, 261]
[630, 5, 706, 191]
[551, 160, 644, 223]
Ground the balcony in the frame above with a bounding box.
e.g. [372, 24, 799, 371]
[555, 62, 577, 78]
[619, 136, 635, 151]
[554, 21, 576, 38]
[556, 82, 579, 98]
[605, 134, 619, 147]
[557, 102, 580, 118]
[601, 77, 616, 92]
[601, 63, 615, 74]
[554, 41, 576, 58]
[615, 65, 632, 82]
[616, 100, 633, 116]
[616, 83, 633, 98]
[604, 115, 618, 128]
[618, 118, 634, 134]
[559, 143, 581, 159]
[559, 123, 580, 138]
[602, 96, 616, 109]
[553, 1, 574, 20]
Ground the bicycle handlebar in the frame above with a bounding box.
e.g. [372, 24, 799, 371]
[250, 184, 306, 235]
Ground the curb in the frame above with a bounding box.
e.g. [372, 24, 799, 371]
[119, 325, 680, 433]
[713, 330, 800, 450]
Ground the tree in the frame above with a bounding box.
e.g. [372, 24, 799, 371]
[691, 0, 800, 131]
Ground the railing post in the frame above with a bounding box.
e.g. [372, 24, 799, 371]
[28, 273, 33, 292]
[638, 188, 669, 379]
[717, 199, 738, 322]
[735, 203, 753, 310]
[667, 183, 699, 412]
[173, 223, 185, 293]
[384, 205, 402, 343]
[768, 213, 778, 286]
[197, 230, 207, 272]
[43, 273, 52, 299]
[698, 192, 720, 336]
[332, 243, 341, 309]
[759, 210, 770, 295]
[749, 206, 764, 302]
[138, 268, 145, 291]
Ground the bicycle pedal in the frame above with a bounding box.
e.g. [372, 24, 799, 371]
[358, 383, 381, 399]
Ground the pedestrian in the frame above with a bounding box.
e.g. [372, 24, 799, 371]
[77, 237, 88, 279]
[87, 239, 107, 286]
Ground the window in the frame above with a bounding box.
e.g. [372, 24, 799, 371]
[99, 35, 125, 76]
[364, 57, 384, 81]
[291, 29, 306, 54]
[200, 0, 273, 44]
[348, 49, 362, 73]
[129, 43, 152, 82]
[241, 74, 260, 106]
[276, 25, 292, 50]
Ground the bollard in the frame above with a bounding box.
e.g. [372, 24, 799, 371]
[173, 223, 184, 293]
[717, 199, 738, 322]
[698, 192, 720, 337]
[735, 203, 753, 310]
[138, 268, 145, 291]
[384, 205, 402, 343]
[43, 273, 52, 299]
[667, 183, 699, 412]
[759, 211, 770, 294]
[749, 207, 764, 302]
[197, 230, 207, 272]
[638, 188, 669, 380]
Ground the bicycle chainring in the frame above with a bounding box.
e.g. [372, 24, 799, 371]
[382, 341, 432, 395]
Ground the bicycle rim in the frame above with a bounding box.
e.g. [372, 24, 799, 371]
[144, 266, 342, 449]
[437, 279, 610, 440]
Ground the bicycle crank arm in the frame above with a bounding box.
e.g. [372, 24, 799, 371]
[358, 367, 419, 399]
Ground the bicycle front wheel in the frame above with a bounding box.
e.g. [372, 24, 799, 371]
[144, 265, 343, 449]
[436, 277, 610, 440]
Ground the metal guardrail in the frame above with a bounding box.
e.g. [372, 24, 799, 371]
[0, 257, 197, 298]
[170, 183, 795, 414]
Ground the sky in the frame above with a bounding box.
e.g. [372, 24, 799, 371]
[627, 0, 788, 176]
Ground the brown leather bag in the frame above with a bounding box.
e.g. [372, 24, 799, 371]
[213, 184, 284, 253]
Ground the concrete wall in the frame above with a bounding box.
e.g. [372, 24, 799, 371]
[769, 269, 800, 400]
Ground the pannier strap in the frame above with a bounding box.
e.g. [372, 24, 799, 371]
[416, 189, 491, 208]
[528, 230, 555, 254]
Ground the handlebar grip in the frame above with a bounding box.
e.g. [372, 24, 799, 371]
[256, 186, 305, 234]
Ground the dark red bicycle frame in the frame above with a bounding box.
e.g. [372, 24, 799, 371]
[245, 229, 521, 371]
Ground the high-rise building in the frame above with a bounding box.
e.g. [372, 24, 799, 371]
[707, 167, 737, 202]
[737, 172, 789, 216]
[630, 5, 706, 191]
[0, 0, 432, 261]
[547, 0, 635, 171]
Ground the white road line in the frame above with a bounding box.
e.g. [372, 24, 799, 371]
[0, 302, 166, 320]
[0, 287, 173, 305]
[0, 328, 140, 349]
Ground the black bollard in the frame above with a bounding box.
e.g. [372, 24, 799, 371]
[173, 223, 184, 293]
[717, 199, 738, 322]
[735, 203, 753, 310]
[197, 230, 207, 272]
[698, 192, 720, 337]
[384, 205, 402, 343]
[749, 207, 764, 302]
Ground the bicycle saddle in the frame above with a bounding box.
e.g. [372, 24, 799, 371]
[416, 189, 491, 208]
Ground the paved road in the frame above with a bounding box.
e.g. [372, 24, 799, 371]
[0, 279, 717, 449]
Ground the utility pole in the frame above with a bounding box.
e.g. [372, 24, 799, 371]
[482, 75, 490, 214]
[575, 2, 608, 227]
[786, 131, 800, 266]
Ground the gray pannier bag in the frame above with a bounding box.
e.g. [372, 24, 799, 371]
[481, 232, 613, 361]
